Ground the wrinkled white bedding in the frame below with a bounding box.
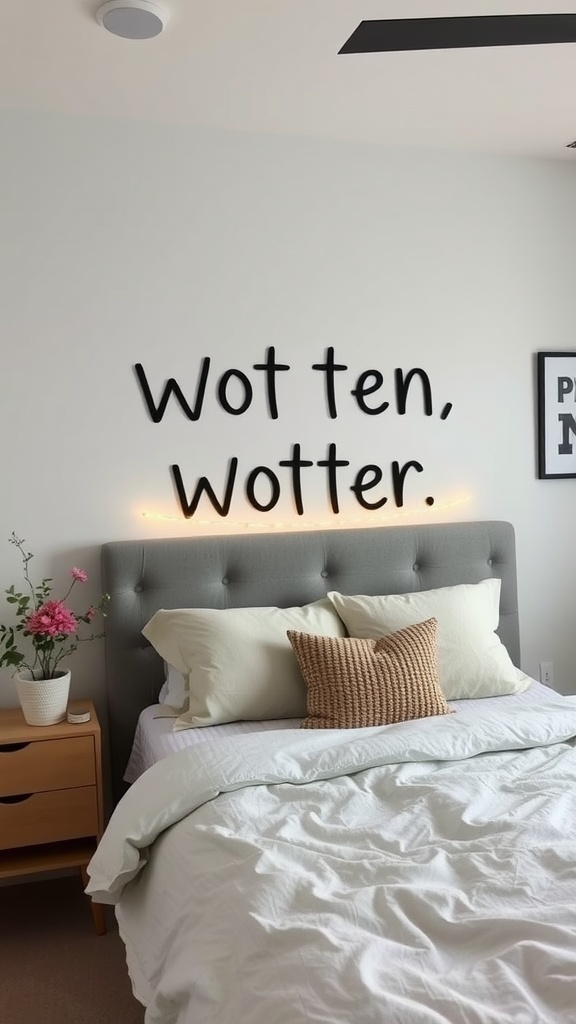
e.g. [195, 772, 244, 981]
[87, 694, 576, 1024]
[123, 683, 548, 784]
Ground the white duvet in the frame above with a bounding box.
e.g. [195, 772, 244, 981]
[87, 695, 576, 1024]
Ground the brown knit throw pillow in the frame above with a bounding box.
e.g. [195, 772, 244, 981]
[288, 617, 449, 729]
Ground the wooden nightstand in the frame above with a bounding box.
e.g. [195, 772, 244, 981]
[0, 699, 106, 934]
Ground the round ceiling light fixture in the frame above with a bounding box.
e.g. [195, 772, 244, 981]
[96, 1, 168, 40]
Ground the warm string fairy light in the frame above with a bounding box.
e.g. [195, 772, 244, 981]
[140, 493, 472, 530]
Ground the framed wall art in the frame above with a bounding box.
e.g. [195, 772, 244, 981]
[537, 351, 576, 479]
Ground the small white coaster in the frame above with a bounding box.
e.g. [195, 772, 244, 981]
[67, 709, 92, 724]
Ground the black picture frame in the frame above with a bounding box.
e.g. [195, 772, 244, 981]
[537, 351, 576, 479]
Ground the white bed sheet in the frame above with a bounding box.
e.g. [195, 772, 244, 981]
[124, 679, 551, 784]
[88, 686, 576, 1024]
[124, 713, 300, 783]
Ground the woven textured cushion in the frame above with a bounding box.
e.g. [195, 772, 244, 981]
[287, 617, 450, 730]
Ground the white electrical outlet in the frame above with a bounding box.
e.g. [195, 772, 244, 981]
[539, 661, 554, 687]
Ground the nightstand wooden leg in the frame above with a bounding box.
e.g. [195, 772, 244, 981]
[80, 865, 107, 935]
[90, 899, 108, 936]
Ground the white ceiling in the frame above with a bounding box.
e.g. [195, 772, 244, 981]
[4, 0, 576, 160]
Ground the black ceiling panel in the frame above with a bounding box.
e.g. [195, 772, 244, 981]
[339, 14, 576, 54]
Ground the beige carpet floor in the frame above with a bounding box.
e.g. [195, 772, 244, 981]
[0, 875, 146, 1024]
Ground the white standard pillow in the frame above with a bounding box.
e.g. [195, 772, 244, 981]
[158, 662, 188, 712]
[328, 580, 530, 701]
[142, 599, 347, 729]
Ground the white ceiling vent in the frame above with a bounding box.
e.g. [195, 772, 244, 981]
[96, 1, 167, 40]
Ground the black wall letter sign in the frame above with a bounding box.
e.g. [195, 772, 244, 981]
[316, 443, 351, 513]
[351, 371, 389, 415]
[245, 467, 281, 512]
[391, 460, 424, 507]
[395, 368, 433, 416]
[350, 465, 387, 509]
[312, 348, 348, 419]
[253, 347, 291, 419]
[138, 353, 452, 520]
[171, 460, 238, 519]
[278, 444, 314, 516]
[217, 370, 253, 416]
[135, 361, 210, 422]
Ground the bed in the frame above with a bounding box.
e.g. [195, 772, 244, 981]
[86, 520, 576, 1024]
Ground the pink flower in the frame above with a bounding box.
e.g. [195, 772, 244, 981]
[26, 601, 78, 638]
[86, 606, 96, 620]
[71, 567, 88, 583]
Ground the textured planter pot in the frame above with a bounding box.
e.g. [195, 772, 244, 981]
[15, 668, 71, 726]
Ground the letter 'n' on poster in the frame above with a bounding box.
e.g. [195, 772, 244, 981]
[537, 351, 576, 479]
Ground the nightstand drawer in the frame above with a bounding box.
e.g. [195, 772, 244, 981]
[0, 737, 95, 797]
[0, 787, 99, 850]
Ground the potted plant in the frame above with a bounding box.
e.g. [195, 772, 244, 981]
[0, 533, 109, 725]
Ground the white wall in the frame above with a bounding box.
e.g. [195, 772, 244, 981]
[1, 111, 576, 746]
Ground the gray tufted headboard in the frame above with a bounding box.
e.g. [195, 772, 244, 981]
[102, 520, 520, 802]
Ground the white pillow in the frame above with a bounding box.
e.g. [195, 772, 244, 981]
[142, 599, 347, 728]
[328, 580, 530, 700]
[158, 662, 188, 711]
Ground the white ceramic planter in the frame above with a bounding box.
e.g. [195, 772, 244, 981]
[15, 668, 71, 726]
